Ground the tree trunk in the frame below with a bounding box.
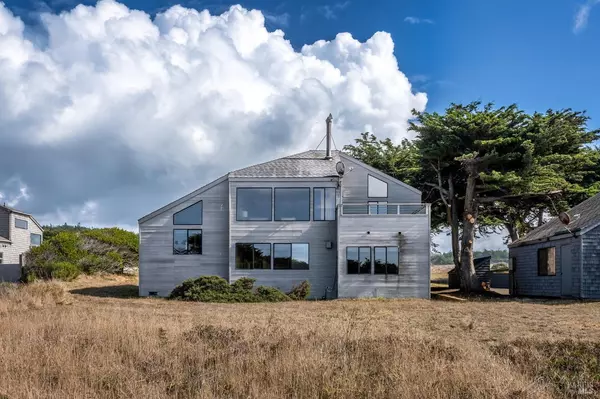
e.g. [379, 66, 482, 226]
[538, 207, 544, 227]
[448, 175, 461, 270]
[505, 223, 519, 242]
[459, 163, 481, 293]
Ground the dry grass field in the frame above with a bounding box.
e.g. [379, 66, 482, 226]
[1, 275, 600, 399]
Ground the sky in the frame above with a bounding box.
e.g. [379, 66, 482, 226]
[0, 0, 598, 251]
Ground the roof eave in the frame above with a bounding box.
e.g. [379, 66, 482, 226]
[508, 228, 582, 248]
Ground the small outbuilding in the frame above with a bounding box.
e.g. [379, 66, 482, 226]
[508, 192, 600, 298]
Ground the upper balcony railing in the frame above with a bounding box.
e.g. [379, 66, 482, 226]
[340, 203, 429, 216]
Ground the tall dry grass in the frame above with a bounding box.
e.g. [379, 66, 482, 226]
[0, 278, 597, 398]
[0, 281, 72, 315]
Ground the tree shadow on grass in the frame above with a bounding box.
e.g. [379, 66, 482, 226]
[70, 284, 139, 299]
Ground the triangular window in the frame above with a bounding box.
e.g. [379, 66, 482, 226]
[173, 201, 203, 225]
[368, 175, 388, 198]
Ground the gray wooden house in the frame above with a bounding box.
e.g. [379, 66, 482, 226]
[0, 204, 43, 282]
[508, 192, 600, 298]
[138, 120, 431, 299]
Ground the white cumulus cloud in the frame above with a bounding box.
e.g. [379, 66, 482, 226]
[0, 0, 427, 228]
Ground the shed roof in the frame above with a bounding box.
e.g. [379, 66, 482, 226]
[509, 192, 600, 247]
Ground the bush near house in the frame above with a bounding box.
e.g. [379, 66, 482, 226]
[169, 276, 311, 302]
[24, 226, 138, 282]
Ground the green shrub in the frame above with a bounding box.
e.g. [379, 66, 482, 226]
[231, 277, 256, 292]
[287, 280, 311, 300]
[256, 286, 291, 302]
[48, 261, 80, 281]
[24, 226, 138, 282]
[82, 228, 139, 253]
[169, 276, 292, 303]
[103, 251, 124, 273]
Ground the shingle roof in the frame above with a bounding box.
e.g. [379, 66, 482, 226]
[0, 204, 32, 216]
[0, 204, 44, 231]
[0, 235, 10, 243]
[229, 150, 342, 178]
[510, 192, 600, 247]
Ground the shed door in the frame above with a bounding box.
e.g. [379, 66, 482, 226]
[561, 244, 573, 296]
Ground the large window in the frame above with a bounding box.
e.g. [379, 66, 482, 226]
[273, 243, 309, 270]
[347, 247, 371, 274]
[368, 175, 388, 198]
[314, 188, 336, 221]
[237, 188, 272, 221]
[374, 247, 399, 275]
[236, 243, 271, 269]
[15, 218, 28, 229]
[173, 229, 202, 255]
[275, 188, 310, 221]
[30, 233, 42, 247]
[173, 201, 202, 225]
[538, 247, 556, 276]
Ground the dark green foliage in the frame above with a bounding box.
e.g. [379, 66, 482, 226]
[169, 276, 293, 303]
[256, 286, 291, 302]
[48, 261, 80, 281]
[287, 280, 311, 300]
[231, 277, 256, 292]
[24, 226, 138, 281]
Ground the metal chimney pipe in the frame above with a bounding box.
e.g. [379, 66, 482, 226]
[325, 113, 333, 160]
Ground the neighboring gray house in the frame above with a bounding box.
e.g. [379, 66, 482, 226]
[0, 204, 44, 282]
[508, 192, 600, 298]
[138, 121, 431, 299]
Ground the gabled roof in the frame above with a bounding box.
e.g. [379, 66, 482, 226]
[229, 150, 422, 194]
[510, 192, 600, 247]
[229, 150, 342, 178]
[0, 204, 44, 232]
[139, 149, 422, 224]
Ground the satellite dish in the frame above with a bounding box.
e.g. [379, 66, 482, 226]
[335, 161, 345, 176]
[558, 212, 571, 225]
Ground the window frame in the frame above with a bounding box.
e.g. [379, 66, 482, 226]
[367, 174, 388, 198]
[273, 243, 310, 270]
[346, 246, 372, 275]
[374, 246, 399, 275]
[15, 218, 28, 230]
[313, 187, 336, 221]
[30, 233, 42, 247]
[236, 187, 273, 222]
[173, 200, 203, 225]
[537, 247, 556, 276]
[172, 229, 203, 255]
[235, 243, 272, 270]
[274, 187, 311, 222]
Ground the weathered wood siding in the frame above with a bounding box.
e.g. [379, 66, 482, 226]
[337, 213, 430, 298]
[582, 225, 600, 298]
[139, 179, 229, 297]
[2, 213, 43, 265]
[229, 179, 338, 299]
[0, 207, 9, 239]
[339, 156, 421, 204]
[509, 236, 581, 297]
